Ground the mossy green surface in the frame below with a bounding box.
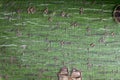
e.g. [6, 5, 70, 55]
[0, 0, 120, 80]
